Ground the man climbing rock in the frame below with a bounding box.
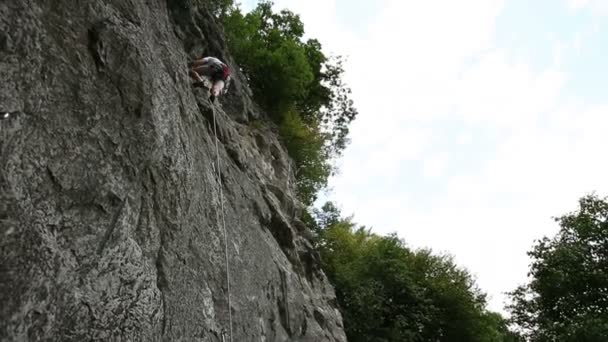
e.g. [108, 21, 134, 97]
[189, 56, 231, 102]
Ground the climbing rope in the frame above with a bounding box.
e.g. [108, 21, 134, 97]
[212, 106, 234, 342]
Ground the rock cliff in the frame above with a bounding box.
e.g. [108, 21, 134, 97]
[0, 1, 346, 341]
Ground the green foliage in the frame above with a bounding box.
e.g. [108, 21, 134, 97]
[479, 312, 526, 342]
[222, 1, 357, 204]
[315, 203, 522, 342]
[508, 194, 608, 342]
[224, 2, 315, 115]
[312, 201, 342, 233]
[316, 57, 357, 155]
[279, 111, 331, 205]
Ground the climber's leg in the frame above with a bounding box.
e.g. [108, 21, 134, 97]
[190, 58, 206, 68]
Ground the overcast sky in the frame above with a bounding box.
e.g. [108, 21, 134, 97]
[241, 0, 608, 313]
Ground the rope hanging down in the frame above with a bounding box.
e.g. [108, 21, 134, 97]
[212, 107, 234, 342]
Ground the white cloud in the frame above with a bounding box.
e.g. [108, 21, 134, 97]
[451, 51, 565, 127]
[456, 131, 474, 145]
[568, 0, 591, 9]
[553, 41, 568, 66]
[422, 154, 448, 179]
[567, 0, 608, 14]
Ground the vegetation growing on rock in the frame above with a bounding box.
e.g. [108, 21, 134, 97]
[221, 1, 357, 205]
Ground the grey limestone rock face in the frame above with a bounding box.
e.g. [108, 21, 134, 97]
[0, 1, 345, 341]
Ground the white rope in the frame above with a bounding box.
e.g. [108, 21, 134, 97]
[212, 107, 234, 342]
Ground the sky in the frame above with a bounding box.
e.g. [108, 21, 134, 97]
[241, 0, 608, 313]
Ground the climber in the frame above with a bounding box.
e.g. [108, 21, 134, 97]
[189, 56, 232, 102]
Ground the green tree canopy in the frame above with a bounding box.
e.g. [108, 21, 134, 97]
[222, 1, 357, 204]
[508, 194, 608, 342]
[316, 203, 522, 342]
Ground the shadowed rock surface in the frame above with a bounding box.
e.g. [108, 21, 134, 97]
[0, 1, 345, 341]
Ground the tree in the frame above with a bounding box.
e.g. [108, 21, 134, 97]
[315, 203, 522, 342]
[222, 2, 358, 204]
[278, 110, 331, 205]
[508, 194, 608, 341]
